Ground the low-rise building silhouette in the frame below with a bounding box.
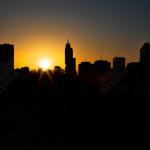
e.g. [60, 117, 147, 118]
[126, 62, 139, 72]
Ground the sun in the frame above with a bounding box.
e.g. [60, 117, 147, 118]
[39, 59, 51, 70]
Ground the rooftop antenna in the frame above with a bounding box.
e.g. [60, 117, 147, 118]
[101, 54, 103, 60]
[67, 38, 70, 44]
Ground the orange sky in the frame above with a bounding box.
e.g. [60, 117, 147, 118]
[0, 34, 140, 70]
[0, 21, 142, 70]
[14, 38, 140, 70]
[0, 0, 150, 70]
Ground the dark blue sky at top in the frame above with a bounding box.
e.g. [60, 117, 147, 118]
[0, 0, 150, 62]
[1, 0, 149, 27]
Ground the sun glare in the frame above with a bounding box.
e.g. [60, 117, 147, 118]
[39, 59, 51, 70]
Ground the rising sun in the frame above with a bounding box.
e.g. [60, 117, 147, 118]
[39, 59, 51, 70]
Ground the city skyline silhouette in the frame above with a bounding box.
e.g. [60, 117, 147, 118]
[1, 0, 150, 69]
[1, 0, 150, 147]
[0, 39, 141, 71]
[0, 39, 143, 72]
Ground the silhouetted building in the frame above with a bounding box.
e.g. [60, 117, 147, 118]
[0, 44, 14, 82]
[94, 60, 111, 75]
[14, 67, 29, 77]
[139, 42, 150, 81]
[78, 62, 94, 78]
[38, 67, 43, 74]
[65, 40, 76, 74]
[126, 62, 139, 72]
[140, 42, 150, 66]
[54, 66, 65, 74]
[113, 57, 126, 73]
[54, 66, 62, 71]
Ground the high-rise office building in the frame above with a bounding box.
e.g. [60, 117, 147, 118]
[140, 42, 150, 66]
[113, 57, 126, 73]
[79, 62, 94, 77]
[65, 40, 76, 74]
[94, 60, 111, 74]
[0, 44, 14, 82]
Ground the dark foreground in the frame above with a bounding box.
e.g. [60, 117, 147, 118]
[0, 69, 150, 148]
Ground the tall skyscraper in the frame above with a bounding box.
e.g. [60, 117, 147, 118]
[139, 42, 150, 77]
[0, 44, 14, 82]
[113, 57, 126, 73]
[140, 42, 150, 66]
[65, 40, 76, 74]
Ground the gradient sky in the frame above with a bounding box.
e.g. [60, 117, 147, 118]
[0, 0, 150, 69]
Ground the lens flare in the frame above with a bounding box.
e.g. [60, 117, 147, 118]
[39, 59, 51, 70]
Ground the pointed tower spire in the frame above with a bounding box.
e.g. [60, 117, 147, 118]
[66, 39, 71, 48]
[65, 39, 76, 74]
[67, 39, 70, 44]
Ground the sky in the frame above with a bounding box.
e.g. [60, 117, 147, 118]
[0, 0, 150, 69]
